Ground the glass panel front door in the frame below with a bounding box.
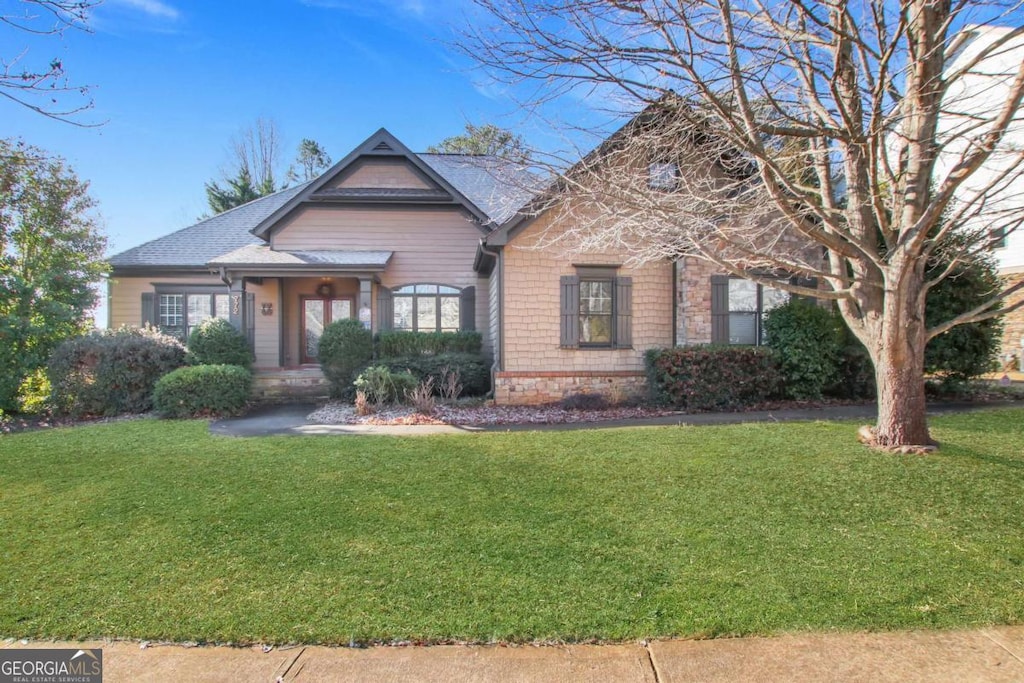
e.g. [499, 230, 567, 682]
[301, 297, 354, 363]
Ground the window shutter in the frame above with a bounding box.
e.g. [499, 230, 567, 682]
[710, 275, 730, 344]
[614, 276, 633, 348]
[245, 293, 256, 350]
[459, 286, 476, 331]
[141, 292, 155, 327]
[560, 275, 580, 349]
[377, 286, 393, 331]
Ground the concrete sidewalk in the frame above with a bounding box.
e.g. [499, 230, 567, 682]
[210, 400, 1019, 438]
[5, 627, 1024, 682]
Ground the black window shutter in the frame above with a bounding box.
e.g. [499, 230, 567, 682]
[560, 275, 580, 349]
[614, 276, 633, 348]
[459, 286, 476, 331]
[710, 275, 730, 344]
[377, 286, 393, 331]
[141, 292, 155, 327]
[245, 293, 255, 350]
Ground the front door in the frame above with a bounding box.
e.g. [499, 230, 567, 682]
[301, 296, 354, 364]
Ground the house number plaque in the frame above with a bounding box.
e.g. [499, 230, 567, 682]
[232, 294, 241, 315]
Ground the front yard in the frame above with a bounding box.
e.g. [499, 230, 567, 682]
[1, 409, 1022, 645]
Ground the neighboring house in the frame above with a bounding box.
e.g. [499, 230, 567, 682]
[938, 24, 1024, 365]
[107, 127, 786, 403]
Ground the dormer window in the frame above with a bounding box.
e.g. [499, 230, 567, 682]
[649, 161, 680, 190]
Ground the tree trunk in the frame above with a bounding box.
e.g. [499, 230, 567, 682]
[873, 353, 933, 447]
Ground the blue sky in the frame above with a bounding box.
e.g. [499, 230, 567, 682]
[6, 0, 583, 258]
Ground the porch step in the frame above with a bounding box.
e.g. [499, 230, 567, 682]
[253, 368, 330, 400]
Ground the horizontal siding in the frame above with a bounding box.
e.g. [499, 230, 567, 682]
[272, 206, 484, 291]
[248, 279, 280, 368]
[334, 159, 432, 190]
[108, 276, 225, 329]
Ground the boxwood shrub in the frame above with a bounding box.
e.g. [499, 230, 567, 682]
[763, 300, 844, 400]
[153, 364, 252, 418]
[319, 319, 374, 399]
[370, 352, 490, 397]
[48, 326, 186, 418]
[187, 318, 252, 368]
[645, 346, 782, 411]
[376, 331, 482, 358]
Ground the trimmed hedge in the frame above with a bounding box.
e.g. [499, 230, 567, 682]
[153, 364, 252, 418]
[376, 331, 482, 358]
[319, 319, 374, 399]
[370, 352, 490, 397]
[645, 346, 782, 411]
[48, 326, 186, 418]
[763, 300, 844, 400]
[187, 318, 252, 368]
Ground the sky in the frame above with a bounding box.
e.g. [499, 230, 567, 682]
[5, 0, 590, 260]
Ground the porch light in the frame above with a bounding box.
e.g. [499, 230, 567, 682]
[316, 283, 333, 297]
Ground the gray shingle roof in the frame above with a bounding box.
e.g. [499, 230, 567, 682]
[107, 152, 541, 271]
[209, 245, 393, 268]
[108, 182, 311, 269]
[418, 154, 539, 225]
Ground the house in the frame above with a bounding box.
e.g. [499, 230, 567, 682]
[938, 25, 1024, 365]
[107, 127, 787, 403]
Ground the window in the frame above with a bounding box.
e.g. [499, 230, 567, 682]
[711, 276, 789, 345]
[649, 161, 680, 190]
[560, 268, 632, 349]
[147, 288, 230, 339]
[989, 226, 1007, 250]
[392, 284, 461, 333]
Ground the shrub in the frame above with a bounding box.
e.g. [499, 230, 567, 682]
[187, 318, 252, 368]
[153, 364, 252, 418]
[376, 331, 483, 357]
[407, 378, 438, 414]
[373, 353, 490, 397]
[925, 256, 1003, 388]
[833, 330, 876, 399]
[645, 346, 782, 411]
[48, 326, 186, 418]
[319, 319, 374, 399]
[559, 392, 610, 411]
[763, 300, 844, 400]
[16, 369, 51, 415]
[353, 365, 418, 405]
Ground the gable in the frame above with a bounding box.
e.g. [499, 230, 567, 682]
[332, 158, 436, 190]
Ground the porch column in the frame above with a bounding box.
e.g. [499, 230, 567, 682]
[358, 278, 373, 330]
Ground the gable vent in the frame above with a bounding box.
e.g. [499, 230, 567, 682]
[372, 141, 394, 151]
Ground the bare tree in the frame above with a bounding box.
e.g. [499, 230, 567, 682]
[461, 0, 1024, 449]
[230, 117, 284, 195]
[1, 0, 97, 123]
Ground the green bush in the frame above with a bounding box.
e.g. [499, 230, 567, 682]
[376, 331, 483, 357]
[372, 352, 490, 397]
[353, 365, 418, 405]
[645, 346, 782, 411]
[319, 319, 374, 399]
[153, 364, 252, 418]
[48, 326, 186, 418]
[763, 300, 844, 400]
[187, 318, 252, 368]
[925, 256, 1003, 388]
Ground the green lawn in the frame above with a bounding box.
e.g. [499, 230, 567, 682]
[1, 409, 1022, 645]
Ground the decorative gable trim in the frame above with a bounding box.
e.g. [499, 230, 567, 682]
[250, 128, 491, 241]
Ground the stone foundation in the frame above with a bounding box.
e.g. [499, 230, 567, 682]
[494, 371, 647, 406]
[998, 272, 1024, 369]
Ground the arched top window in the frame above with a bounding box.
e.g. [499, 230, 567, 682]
[392, 283, 462, 333]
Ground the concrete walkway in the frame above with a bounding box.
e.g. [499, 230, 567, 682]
[210, 400, 1019, 437]
[5, 627, 1024, 681]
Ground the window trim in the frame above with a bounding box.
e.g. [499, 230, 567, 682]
[713, 275, 791, 346]
[150, 284, 231, 339]
[648, 160, 681, 191]
[391, 283, 462, 334]
[561, 266, 633, 350]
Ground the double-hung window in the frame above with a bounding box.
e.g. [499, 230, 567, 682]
[711, 275, 790, 345]
[145, 287, 231, 339]
[560, 266, 633, 349]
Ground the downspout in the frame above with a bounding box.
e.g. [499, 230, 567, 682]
[478, 238, 503, 398]
[218, 266, 232, 287]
